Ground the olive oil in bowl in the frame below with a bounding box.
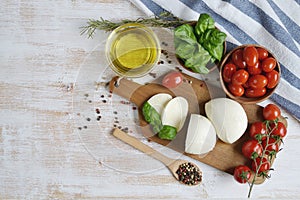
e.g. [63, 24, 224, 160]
[106, 23, 161, 78]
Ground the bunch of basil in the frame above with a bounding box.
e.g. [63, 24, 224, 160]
[175, 13, 227, 74]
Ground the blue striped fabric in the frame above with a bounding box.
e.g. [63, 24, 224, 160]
[130, 0, 300, 120]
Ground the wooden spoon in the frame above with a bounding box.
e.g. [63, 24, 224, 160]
[112, 128, 202, 185]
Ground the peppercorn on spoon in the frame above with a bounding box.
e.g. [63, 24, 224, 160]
[112, 128, 202, 185]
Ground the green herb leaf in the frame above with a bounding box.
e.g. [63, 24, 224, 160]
[174, 24, 197, 44]
[195, 13, 215, 37]
[142, 102, 163, 133]
[184, 44, 211, 74]
[158, 125, 177, 140]
[175, 41, 197, 60]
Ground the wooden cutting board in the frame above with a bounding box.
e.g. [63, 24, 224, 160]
[109, 72, 287, 184]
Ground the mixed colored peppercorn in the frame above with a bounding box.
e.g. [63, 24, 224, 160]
[176, 162, 202, 185]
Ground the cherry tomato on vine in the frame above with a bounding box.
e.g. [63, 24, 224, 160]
[242, 140, 263, 159]
[245, 87, 266, 98]
[232, 49, 246, 68]
[249, 122, 267, 141]
[243, 46, 259, 66]
[270, 122, 287, 138]
[233, 165, 252, 184]
[266, 70, 279, 89]
[162, 71, 183, 88]
[257, 47, 269, 60]
[261, 57, 276, 72]
[251, 157, 271, 173]
[262, 138, 280, 156]
[222, 63, 237, 83]
[263, 104, 281, 120]
[247, 62, 262, 75]
[248, 74, 268, 89]
[228, 83, 244, 96]
[232, 69, 249, 85]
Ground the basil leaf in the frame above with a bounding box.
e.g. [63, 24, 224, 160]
[202, 42, 224, 61]
[195, 13, 215, 37]
[142, 102, 163, 133]
[174, 24, 197, 43]
[184, 43, 211, 73]
[175, 41, 197, 60]
[158, 125, 177, 140]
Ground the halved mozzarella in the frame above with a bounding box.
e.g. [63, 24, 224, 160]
[147, 93, 172, 115]
[162, 96, 188, 131]
[185, 114, 217, 155]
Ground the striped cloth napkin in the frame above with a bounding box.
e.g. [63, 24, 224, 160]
[130, 0, 300, 120]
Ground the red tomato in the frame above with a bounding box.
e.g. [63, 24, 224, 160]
[263, 104, 281, 120]
[222, 63, 237, 83]
[266, 70, 279, 89]
[243, 80, 250, 89]
[228, 83, 244, 96]
[162, 71, 183, 88]
[261, 57, 276, 72]
[270, 122, 287, 138]
[243, 46, 259, 66]
[232, 69, 249, 85]
[251, 157, 270, 173]
[262, 138, 280, 156]
[249, 122, 267, 141]
[247, 61, 262, 75]
[232, 49, 246, 68]
[245, 87, 266, 98]
[248, 74, 268, 89]
[242, 140, 263, 159]
[257, 47, 268, 60]
[233, 165, 252, 184]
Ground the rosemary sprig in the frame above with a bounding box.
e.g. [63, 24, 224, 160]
[80, 12, 187, 38]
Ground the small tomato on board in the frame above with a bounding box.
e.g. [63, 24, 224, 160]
[262, 138, 280, 156]
[243, 46, 259, 66]
[263, 104, 281, 120]
[249, 122, 267, 141]
[270, 122, 287, 138]
[242, 140, 263, 159]
[162, 71, 183, 88]
[251, 157, 271, 174]
[234, 165, 252, 184]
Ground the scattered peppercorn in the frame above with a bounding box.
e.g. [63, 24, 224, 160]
[176, 162, 202, 185]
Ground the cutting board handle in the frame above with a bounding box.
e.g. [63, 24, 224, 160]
[109, 76, 141, 104]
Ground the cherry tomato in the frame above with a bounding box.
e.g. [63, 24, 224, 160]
[266, 70, 279, 89]
[263, 104, 281, 120]
[262, 138, 280, 156]
[228, 83, 245, 97]
[245, 87, 266, 98]
[251, 157, 270, 173]
[232, 69, 249, 85]
[222, 63, 237, 83]
[243, 80, 250, 89]
[270, 122, 287, 138]
[257, 47, 268, 60]
[247, 61, 262, 75]
[242, 140, 263, 159]
[162, 71, 183, 88]
[243, 46, 259, 66]
[249, 122, 267, 141]
[248, 74, 268, 89]
[261, 57, 276, 72]
[233, 165, 252, 184]
[232, 49, 246, 68]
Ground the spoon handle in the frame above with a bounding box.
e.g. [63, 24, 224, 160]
[112, 128, 174, 166]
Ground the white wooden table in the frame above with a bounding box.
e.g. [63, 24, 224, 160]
[1, 0, 300, 198]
